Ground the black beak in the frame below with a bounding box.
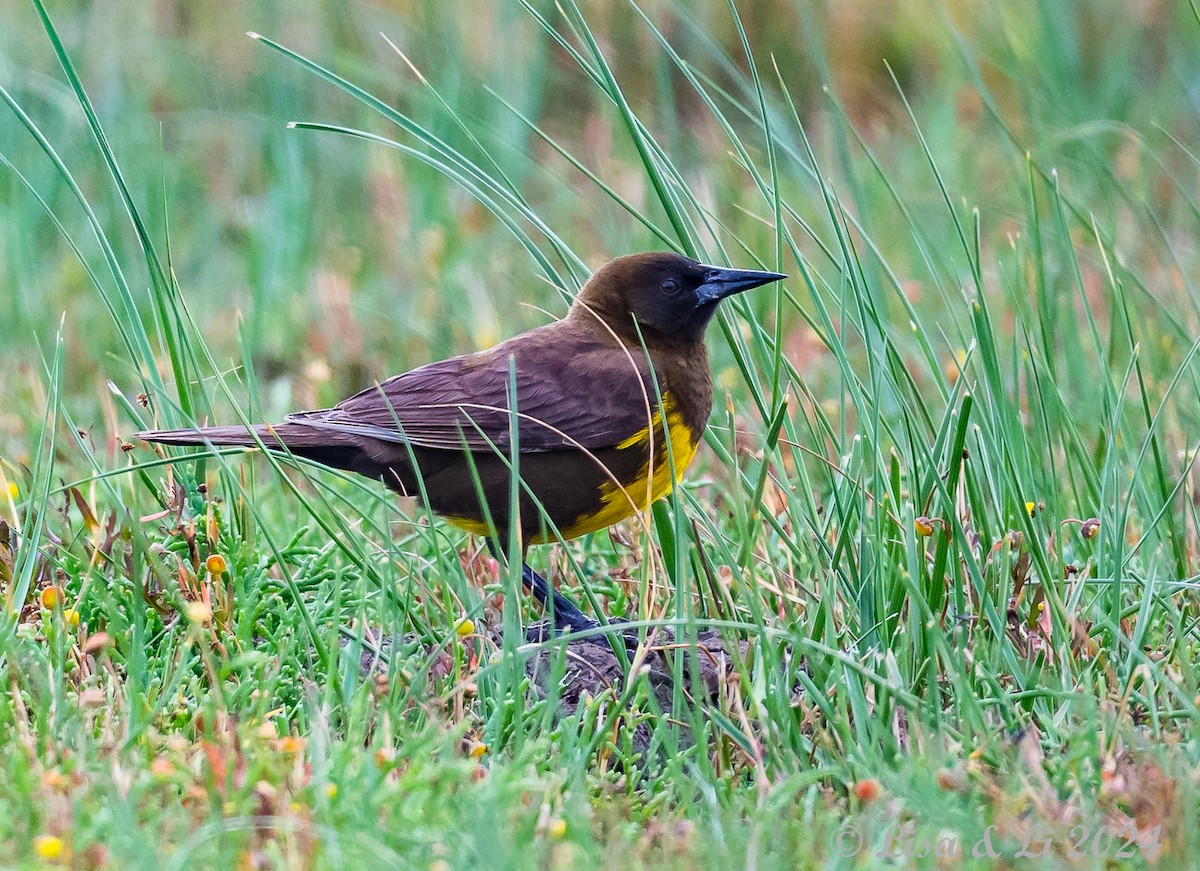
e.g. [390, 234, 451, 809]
[695, 264, 787, 305]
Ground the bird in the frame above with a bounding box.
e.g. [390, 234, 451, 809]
[137, 252, 785, 641]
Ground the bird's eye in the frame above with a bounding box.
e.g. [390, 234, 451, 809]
[660, 278, 680, 296]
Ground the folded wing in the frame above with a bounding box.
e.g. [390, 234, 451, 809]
[286, 326, 660, 453]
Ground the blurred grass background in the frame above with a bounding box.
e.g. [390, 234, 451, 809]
[3, 0, 1191, 451]
[4, 0, 1200, 868]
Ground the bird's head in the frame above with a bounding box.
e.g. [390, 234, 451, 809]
[574, 252, 786, 344]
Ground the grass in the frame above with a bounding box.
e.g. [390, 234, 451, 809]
[3, 0, 1200, 867]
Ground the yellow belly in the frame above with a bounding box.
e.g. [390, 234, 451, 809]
[550, 402, 699, 542]
[443, 514, 498, 538]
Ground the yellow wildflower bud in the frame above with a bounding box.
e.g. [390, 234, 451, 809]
[1025, 501, 1037, 518]
[468, 741, 488, 759]
[33, 835, 65, 861]
[63, 609, 80, 627]
[547, 818, 568, 839]
[914, 516, 935, 537]
[1081, 518, 1100, 540]
[325, 784, 338, 798]
[5, 481, 18, 500]
[455, 618, 475, 638]
[205, 554, 227, 575]
[273, 736, 306, 754]
[40, 587, 59, 609]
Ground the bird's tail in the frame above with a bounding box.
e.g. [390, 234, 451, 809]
[135, 422, 329, 450]
[134, 421, 397, 482]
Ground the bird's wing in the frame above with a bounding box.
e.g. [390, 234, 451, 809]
[285, 327, 660, 453]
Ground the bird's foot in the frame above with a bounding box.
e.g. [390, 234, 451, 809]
[518, 563, 643, 652]
[524, 617, 643, 653]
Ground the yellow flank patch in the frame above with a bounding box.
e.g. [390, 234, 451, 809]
[442, 393, 700, 544]
[615, 410, 661, 450]
[550, 395, 699, 542]
[445, 514, 495, 537]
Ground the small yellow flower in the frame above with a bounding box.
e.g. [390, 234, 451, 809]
[273, 736, 306, 754]
[325, 784, 338, 798]
[33, 835, 65, 861]
[205, 554, 227, 575]
[468, 741, 488, 759]
[455, 618, 475, 638]
[1025, 501, 1037, 518]
[5, 481, 18, 500]
[914, 516, 935, 537]
[547, 818, 568, 839]
[40, 587, 59, 609]
[63, 609, 80, 628]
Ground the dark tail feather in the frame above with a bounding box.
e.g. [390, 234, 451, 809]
[135, 422, 333, 450]
[134, 422, 402, 484]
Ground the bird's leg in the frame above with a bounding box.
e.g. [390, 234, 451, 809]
[519, 562, 641, 653]
[484, 538, 596, 633]
[485, 541, 643, 653]
[520, 562, 600, 635]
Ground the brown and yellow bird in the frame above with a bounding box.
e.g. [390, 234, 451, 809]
[137, 252, 784, 638]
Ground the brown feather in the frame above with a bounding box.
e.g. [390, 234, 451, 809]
[285, 319, 661, 452]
